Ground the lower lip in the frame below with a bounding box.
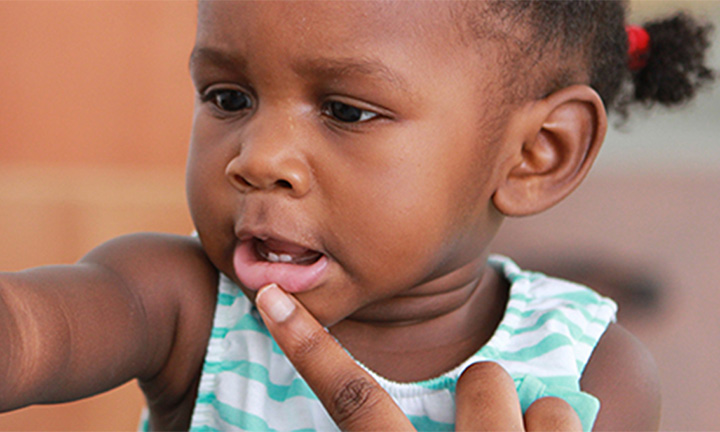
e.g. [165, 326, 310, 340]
[232, 241, 329, 293]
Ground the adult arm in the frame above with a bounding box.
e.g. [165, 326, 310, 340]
[580, 323, 662, 431]
[0, 233, 217, 413]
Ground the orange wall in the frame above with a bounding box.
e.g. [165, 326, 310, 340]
[1, 2, 197, 430]
[0, 1, 196, 168]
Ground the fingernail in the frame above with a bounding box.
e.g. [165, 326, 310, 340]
[256, 283, 295, 323]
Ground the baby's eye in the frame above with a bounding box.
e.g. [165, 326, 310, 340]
[323, 101, 378, 123]
[202, 88, 253, 113]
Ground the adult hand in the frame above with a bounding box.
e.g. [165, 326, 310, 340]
[255, 283, 581, 431]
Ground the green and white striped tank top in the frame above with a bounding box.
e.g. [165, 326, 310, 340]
[188, 255, 617, 432]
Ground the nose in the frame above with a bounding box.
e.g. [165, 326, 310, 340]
[225, 116, 313, 197]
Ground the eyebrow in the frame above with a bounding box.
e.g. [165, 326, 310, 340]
[297, 57, 412, 94]
[189, 47, 411, 94]
[189, 46, 247, 72]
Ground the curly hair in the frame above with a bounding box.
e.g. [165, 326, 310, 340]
[457, 0, 715, 117]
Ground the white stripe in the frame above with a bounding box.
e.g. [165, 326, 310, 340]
[191, 403, 246, 431]
[493, 346, 580, 377]
[213, 371, 337, 431]
[220, 329, 305, 387]
[392, 389, 455, 423]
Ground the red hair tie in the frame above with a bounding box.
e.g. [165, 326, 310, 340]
[626, 25, 651, 71]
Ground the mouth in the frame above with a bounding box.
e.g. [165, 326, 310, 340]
[254, 237, 324, 266]
[233, 236, 329, 294]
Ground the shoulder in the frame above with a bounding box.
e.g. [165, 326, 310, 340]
[83, 232, 219, 358]
[83, 232, 210, 272]
[580, 323, 661, 431]
[84, 233, 219, 407]
[494, 256, 617, 357]
[82, 232, 218, 303]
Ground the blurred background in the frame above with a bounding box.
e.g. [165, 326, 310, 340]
[0, 1, 718, 430]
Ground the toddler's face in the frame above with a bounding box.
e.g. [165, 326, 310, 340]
[187, 1, 513, 326]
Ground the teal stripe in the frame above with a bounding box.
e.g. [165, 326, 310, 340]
[506, 271, 544, 284]
[217, 293, 235, 306]
[270, 338, 285, 356]
[210, 330, 283, 355]
[210, 313, 270, 337]
[196, 392, 215, 404]
[510, 287, 605, 306]
[549, 290, 602, 305]
[196, 394, 318, 432]
[578, 334, 598, 346]
[509, 292, 533, 302]
[587, 313, 613, 326]
[190, 425, 221, 432]
[211, 327, 228, 339]
[504, 306, 526, 317]
[211, 312, 280, 347]
[495, 322, 515, 335]
[210, 309, 287, 356]
[504, 301, 604, 326]
[203, 360, 317, 401]
[522, 374, 579, 389]
[509, 309, 585, 340]
[213, 397, 274, 431]
[507, 291, 604, 310]
[408, 415, 454, 431]
[480, 333, 571, 362]
[508, 285, 611, 317]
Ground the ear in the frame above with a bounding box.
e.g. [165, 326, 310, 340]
[492, 85, 607, 216]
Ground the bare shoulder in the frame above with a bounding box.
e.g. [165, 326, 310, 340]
[82, 232, 215, 289]
[83, 232, 219, 368]
[85, 233, 220, 426]
[580, 322, 661, 431]
[81, 233, 217, 301]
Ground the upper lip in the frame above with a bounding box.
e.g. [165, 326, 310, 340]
[235, 225, 323, 254]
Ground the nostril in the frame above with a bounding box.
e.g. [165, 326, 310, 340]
[276, 179, 292, 189]
[230, 172, 293, 191]
[233, 174, 253, 189]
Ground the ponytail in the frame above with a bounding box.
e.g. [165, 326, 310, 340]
[627, 12, 714, 108]
[462, 2, 715, 118]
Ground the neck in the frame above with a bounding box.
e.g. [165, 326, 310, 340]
[328, 260, 508, 382]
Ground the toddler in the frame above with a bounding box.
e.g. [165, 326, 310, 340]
[0, 1, 714, 431]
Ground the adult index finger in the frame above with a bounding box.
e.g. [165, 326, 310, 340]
[455, 362, 524, 431]
[255, 283, 415, 432]
[524, 397, 582, 431]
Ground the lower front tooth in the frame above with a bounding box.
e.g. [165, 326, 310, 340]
[267, 252, 280, 262]
[278, 254, 293, 263]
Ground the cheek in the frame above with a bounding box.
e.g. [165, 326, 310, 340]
[185, 117, 236, 259]
[326, 121, 503, 277]
[186, 112, 234, 213]
[186, 139, 215, 227]
[324, 153, 486, 277]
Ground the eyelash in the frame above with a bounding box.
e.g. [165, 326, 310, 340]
[321, 101, 379, 124]
[200, 88, 253, 115]
[200, 86, 382, 126]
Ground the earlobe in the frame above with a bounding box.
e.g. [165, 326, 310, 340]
[493, 85, 607, 216]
